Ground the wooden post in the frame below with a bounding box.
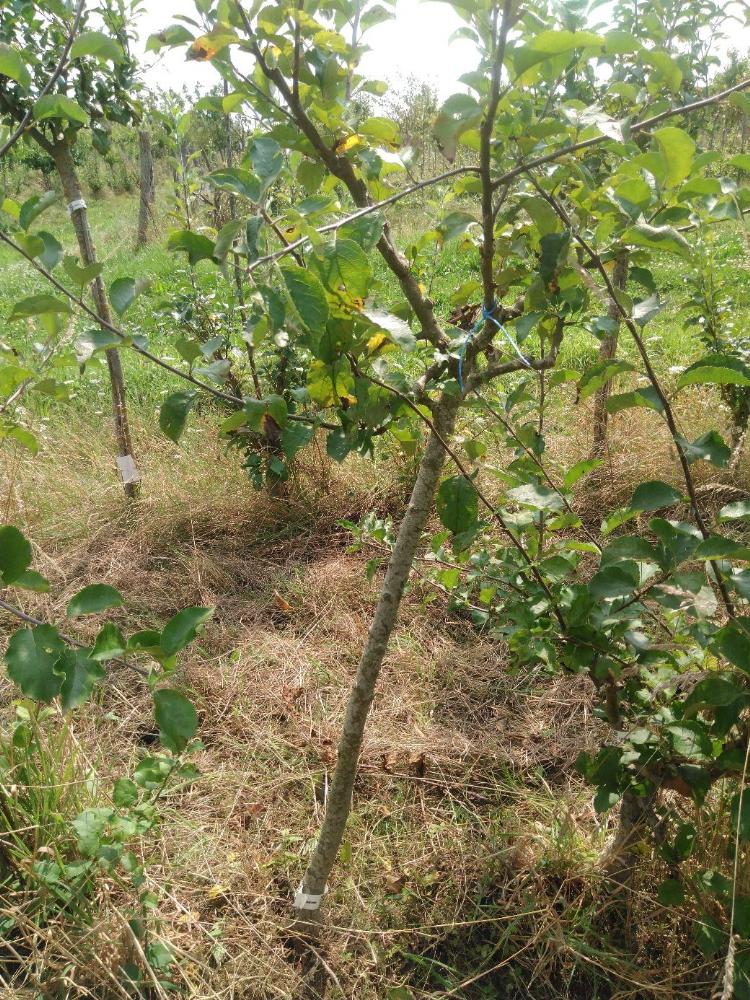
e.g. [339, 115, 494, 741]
[136, 129, 155, 250]
[52, 139, 140, 499]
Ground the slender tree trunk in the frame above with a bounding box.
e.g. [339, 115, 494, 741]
[52, 140, 140, 499]
[136, 129, 155, 250]
[223, 80, 262, 399]
[591, 252, 629, 458]
[292, 396, 459, 932]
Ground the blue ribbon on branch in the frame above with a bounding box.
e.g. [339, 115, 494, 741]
[457, 301, 531, 393]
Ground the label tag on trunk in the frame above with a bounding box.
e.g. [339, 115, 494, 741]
[116, 454, 141, 484]
[294, 884, 325, 911]
[67, 199, 87, 215]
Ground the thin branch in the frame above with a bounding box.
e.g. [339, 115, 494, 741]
[247, 166, 477, 274]
[525, 174, 736, 618]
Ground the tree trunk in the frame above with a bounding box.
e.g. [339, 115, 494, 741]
[136, 130, 155, 250]
[292, 396, 459, 932]
[591, 253, 629, 458]
[52, 140, 140, 499]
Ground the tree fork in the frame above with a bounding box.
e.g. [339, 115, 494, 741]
[52, 139, 139, 499]
[292, 395, 459, 931]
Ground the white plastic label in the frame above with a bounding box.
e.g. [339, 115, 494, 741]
[116, 454, 141, 484]
[67, 199, 87, 215]
[294, 884, 325, 911]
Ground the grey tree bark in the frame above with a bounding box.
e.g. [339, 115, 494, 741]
[136, 129, 155, 250]
[292, 396, 459, 932]
[591, 253, 629, 458]
[52, 140, 139, 499]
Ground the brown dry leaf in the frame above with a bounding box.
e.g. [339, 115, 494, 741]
[273, 592, 293, 613]
[409, 752, 427, 778]
[282, 684, 304, 705]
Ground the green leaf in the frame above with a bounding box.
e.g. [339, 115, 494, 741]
[657, 879, 685, 906]
[9, 295, 72, 321]
[33, 94, 88, 125]
[680, 431, 730, 468]
[154, 688, 198, 753]
[0, 525, 32, 585]
[37, 231, 63, 270]
[160, 607, 214, 657]
[109, 277, 150, 317]
[57, 648, 105, 711]
[653, 127, 695, 187]
[564, 459, 602, 488]
[666, 723, 712, 760]
[733, 790, 750, 842]
[76, 329, 122, 364]
[13, 570, 50, 593]
[91, 622, 126, 662]
[207, 168, 260, 201]
[507, 483, 563, 511]
[437, 476, 479, 534]
[113, 778, 139, 807]
[606, 385, 664, 414]
[589, 565, 639, 600]
[146, 25, 195, 52]
[281, 266, 329, 332]
[5, 625, 65, 702]
[67, 584, 124, 618]
[579, 359, 635, 401]
[624, 223, 692, 259]
[693, 913, 725, 957]
[160, 391, 198, 444]
[167, 230, 216, 266]
[513, 29, 604, 79]
[694, 535, 750, 560]
[437, 210, 478, 242]
[213, 220, 243, 264]
[362, 308, 415, 351]
[432, 94, 481, 162]
[64, 256, 104, 288]
[684, 676, 745, 712]
[630, 481, 683, 512]
[19, 191, 58, 231]
[719, 501, 750, 522]
[70, 30, 124, 63]
[713, 620, 750, 674]
[632, 293, 663, 327]
[248, 136, 284, 196]
[0, 43, 30, 89]
[677, 355, 750, 389]
[539, 232, 570, 283]
[315, 239, 372, 301]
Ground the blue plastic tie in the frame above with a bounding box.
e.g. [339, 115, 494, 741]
[457, 301, 531, 393]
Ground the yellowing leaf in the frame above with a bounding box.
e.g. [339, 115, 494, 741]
[336, 134, 364, 154]
[367, 332, 390, 355]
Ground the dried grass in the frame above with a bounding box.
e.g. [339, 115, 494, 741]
[0, 401, 742, 998]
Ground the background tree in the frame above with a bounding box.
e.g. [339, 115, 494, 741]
[0, 0, 145, 496]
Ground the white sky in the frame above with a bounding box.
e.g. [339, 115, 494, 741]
[134, 0, 478, 99]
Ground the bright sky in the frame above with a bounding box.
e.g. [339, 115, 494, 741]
[134, 0, 478, 99]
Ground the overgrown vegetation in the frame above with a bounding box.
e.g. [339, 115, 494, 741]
[5, 1, 750, 997]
